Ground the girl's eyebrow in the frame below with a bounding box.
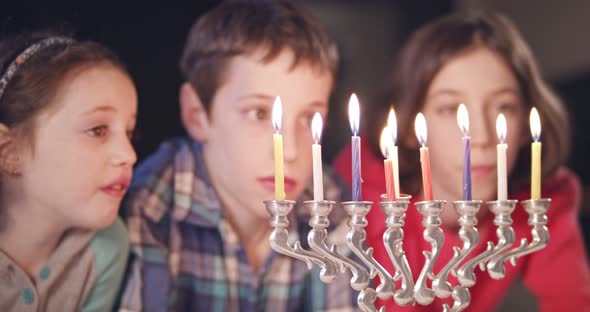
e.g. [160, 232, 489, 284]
[427, 88, 460, 99]
[488, 87, 521, 97]
[81, 105, 117, 116]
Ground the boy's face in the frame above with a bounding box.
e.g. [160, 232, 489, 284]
[196, 48, 333, 222]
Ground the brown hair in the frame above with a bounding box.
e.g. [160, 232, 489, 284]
[0, 32, 130, 142]
[179, 0, 339, 111]
[367, 10, 570, 194]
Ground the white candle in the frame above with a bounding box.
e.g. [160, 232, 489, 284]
[311, 112, 324, 201]
[496, 114, 507, 201]
[387, 108, 400, 199]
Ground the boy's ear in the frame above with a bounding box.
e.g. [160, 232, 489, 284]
[180, 83, 210, 142]
[0, 124, 22, 176]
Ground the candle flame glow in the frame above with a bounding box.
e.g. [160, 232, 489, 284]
[388, 108, 397, 144]
[457, 103, 470, 136]
[530, 107, 541, 141]
[414, 113, 428, 147]
[496, 113, 507, 144]
[311, 112, 323, 144]
[380, 126, 393, 159]
[272, 96, 282, 133]
[348, 93, 360, 135]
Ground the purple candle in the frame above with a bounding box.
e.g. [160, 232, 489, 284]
[349, 94, 362, 201]
[457, 104, 472, 200]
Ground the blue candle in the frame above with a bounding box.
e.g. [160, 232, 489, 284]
[349, 94, 362, 201]
[457, 104, 472, 200]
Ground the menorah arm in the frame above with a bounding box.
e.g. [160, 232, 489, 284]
[308, 228, 371, 290]
[433, 226, 478, 298]
[442, 286, 471, 312]
[414, 200, 446, 306]
[486, 224, 549, 279]
[485, 226, 516, 279]
[357, 288, 386, 312]
[414, 226, 444, 305]
[343, 201, 396, 300]
[383, 228, 414, 306]
[348, 228, 396, 299]
[269, 229, 339, 283]
[487, 198, 551, 279]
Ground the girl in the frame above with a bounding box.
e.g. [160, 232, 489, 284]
[333, 10, 590, 311]
[0, 33, 137, 311]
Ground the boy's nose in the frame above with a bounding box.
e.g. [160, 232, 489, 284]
[281, 124, 299, 162]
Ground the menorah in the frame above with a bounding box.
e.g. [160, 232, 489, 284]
[264, 196, 551, 311]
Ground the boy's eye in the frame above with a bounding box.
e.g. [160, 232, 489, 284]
[126, 129, 135, 140]
[301, 112, 317, 127]
[245, 107, 269, 121]
[87, 125, 108, 138]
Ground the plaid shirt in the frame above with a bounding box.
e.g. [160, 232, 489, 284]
[119, 138, 359, 312]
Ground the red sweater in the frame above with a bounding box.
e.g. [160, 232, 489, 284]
[333, 136, 590, 311]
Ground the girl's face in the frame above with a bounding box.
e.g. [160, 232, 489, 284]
[422, 46, 526, 201]
[18, 65, 137, 230]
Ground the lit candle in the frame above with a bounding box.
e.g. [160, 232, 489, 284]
[311, 112, 324, 201]
[380, 126, 395, 201]
[272, 97, 285, 200]
[349, 93, 362, 201]
[530, 108, 542, 199]
[388, 108, 400, 199]
[457, 104, 472, 200]
[496, 114, 508, 201]
[414, 113, 433, 201]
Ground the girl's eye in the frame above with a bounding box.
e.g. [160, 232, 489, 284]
[245, 107, 269, 121]
[496, 102, 519, 113]
[87, 125, 108, 138]
[435, 103, 459, 116]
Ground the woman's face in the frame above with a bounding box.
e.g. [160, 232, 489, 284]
[421, 46, 526, 202]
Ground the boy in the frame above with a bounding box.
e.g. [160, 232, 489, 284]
[119, 1, 357, 311]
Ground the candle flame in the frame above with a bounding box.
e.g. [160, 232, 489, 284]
[387, 107, 397, 144]
[272, 96, 282, 133]
[457, 103, 469, 136]
[311, 112, 323, 144]
[348, 93, 360, 135]
[530, 107, 541, 141]
[380, 126, 393, 159]
[414, 113, 428, 147]
[496, 113, 507, 144]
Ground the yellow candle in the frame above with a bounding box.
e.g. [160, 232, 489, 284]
[272, 97, 285, 200]
[530, 108, 542, 200]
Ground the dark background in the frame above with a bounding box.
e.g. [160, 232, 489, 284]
[2, 0, 589, 247]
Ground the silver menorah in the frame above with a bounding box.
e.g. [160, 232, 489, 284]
[264, 195, 551, 312]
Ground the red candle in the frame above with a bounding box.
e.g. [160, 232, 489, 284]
[415, 113, 433, 201]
